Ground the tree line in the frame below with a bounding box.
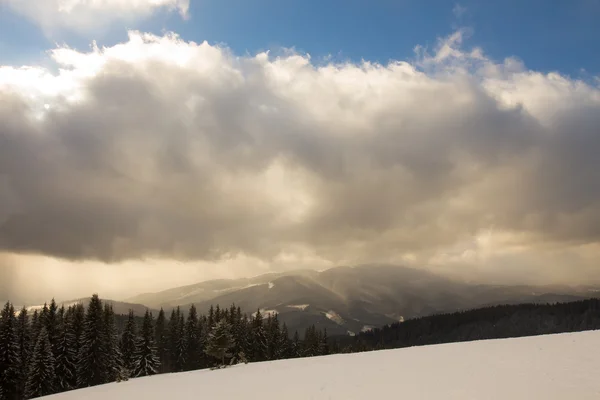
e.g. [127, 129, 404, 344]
[333, 298, 600, 352]
[0, 294, 330, 400]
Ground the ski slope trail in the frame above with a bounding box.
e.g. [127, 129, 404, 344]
[44, 330, 600, 399]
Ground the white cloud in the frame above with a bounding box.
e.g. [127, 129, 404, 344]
[1, 30, 600, 300]
[452, 4, 467, 18]
[1, 0, 189, 34]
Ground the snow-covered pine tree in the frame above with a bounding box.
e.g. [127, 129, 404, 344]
[132, 310, 160, 378]
[30, 310, 40, 349]
[235, 312, 252, 363]
[120, 310, 137, 378]
[70, 303, 85, 359]
[214, 305, 221, 324]
[291, 330, 301, 358]
[320, 328, 330, 355]
[174, 311, 187, 372]
[155, 308, 168, 373]
[165, 308, 178, 373]
[24, 327, 55, 400]
[279, 323, 291, 359]
[250, 310, 268, 362]
[77, 294, 109, 388]
[15, 306, 31, 399]
[0, 302, 21, 400]
[103, 305, 124, 382]
[45, 299, 59, 357]
[53, 310, 77, 392]
[184, 305, 201, 371]
[266, 313, 282, 360]
[207, 305, 215, 329]
[205, 319, 235, 368]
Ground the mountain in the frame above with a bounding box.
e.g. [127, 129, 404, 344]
[126, 265, 596, 336]
[43, 330, 600, 399]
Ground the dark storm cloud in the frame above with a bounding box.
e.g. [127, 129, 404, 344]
[0, 31, 599, 286]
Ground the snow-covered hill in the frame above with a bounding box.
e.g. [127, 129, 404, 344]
[43, 330, 600, 399]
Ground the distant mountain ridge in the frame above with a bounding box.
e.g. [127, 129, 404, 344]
[125, 265, 598, 336]
[24, 298, 157, 317]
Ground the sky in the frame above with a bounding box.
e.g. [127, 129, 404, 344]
[0, 0, 599, 304]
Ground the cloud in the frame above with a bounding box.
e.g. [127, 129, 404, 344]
[1, 30, 599, 298]
[1, 0, 189, 35]
[452, 4, 467, 18]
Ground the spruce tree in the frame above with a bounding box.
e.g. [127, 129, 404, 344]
[30, 310, 40, 348]
[266, 313, 282, 360]
[54, 310, 77, 392]
[45, 299, 59, 357]
[15, 306, 31, 399]
[214, 305, 221, 323]
[120, 310, 138, 378]
[236, 313, 252, 362]
[132, 310, 159, 378]
[207, 305, 215, 329]
[291, 330, 301, 358]
[77, 294, 109, 388]
[166, 308, 179, 373]
[70, 303, 85, 360]
[184, 305, 201, 370]
[174, 311, 187, 372]
[0, 303, 21, 400]
[24, 327, 55, 400]
[103, 305, 123, 382]
[320, 328, 330, 355]
[250, 310, 268, 362]
[205, 319, 235, 367]
[279, 323, 291, 359]
[155, 308, 168, 373]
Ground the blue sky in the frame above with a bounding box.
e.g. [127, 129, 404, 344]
[1, 0, 599, 77]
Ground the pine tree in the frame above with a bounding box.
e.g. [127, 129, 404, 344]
[291, 330, 301, 358]
[54, 310, 77, 392]
[214, 305, 221, 323]
[132, 311, 160, 378]
[120, 310, 138, 378]
[155, 308, 168, 373]
[174, 311, 187, 372]
[103, 305, 123, 382]
[15, 306, 31, 399]
[24, 327, 55, 399]
[184, 305, 202, 370]
[250, 310, 268, 362]
[77, 294, 109, 388]
[266, 313, 282, 360]
[71, 303, 85, 360]
[30, 310, 40, 348]
[320, 328, 330, 355]
[207, 305, 215, 329]
[205, 319, 235, 367]
[0, 303, 21, 400]
[279, 323, 291, 359]
[45, 299, 59, 357]
[165, 308, 178, 373]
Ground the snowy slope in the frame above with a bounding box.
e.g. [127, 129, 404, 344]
[44, 330, 600, 400]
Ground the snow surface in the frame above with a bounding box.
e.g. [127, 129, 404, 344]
[286, 304, 309, 311]
[361, 325, 375, 332]
[251, 308, 277, 318]
[42, 330, 600, 400]
[323, 310, 344, 325]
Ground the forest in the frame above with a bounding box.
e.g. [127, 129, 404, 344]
[0, 295, 329, 400]
[1, 295, 600, 399]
